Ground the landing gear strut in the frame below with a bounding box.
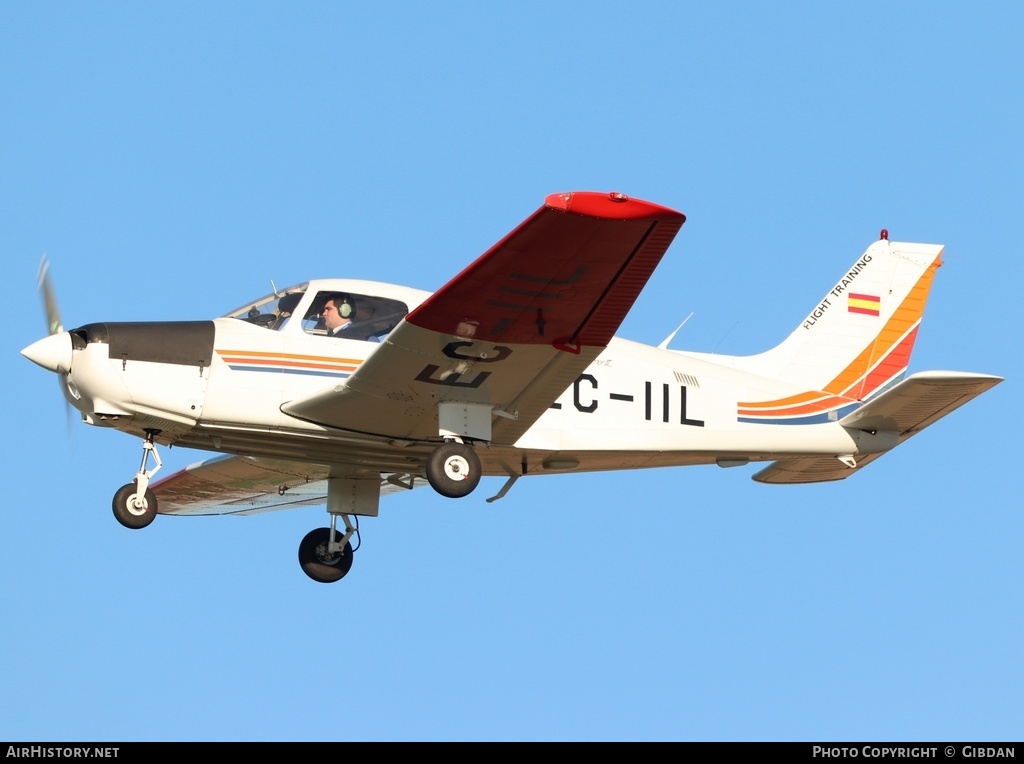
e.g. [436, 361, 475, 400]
[112, 430, 162, 529]
[426, 441, 481, 498]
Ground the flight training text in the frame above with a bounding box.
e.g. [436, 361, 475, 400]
[803, 252, 873, 330]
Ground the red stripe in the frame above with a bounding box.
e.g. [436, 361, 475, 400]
[852, 326, 919, 398]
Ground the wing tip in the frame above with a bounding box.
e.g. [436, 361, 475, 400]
[544, 191, 685, 222]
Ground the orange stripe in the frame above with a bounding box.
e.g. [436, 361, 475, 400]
[825, 258, 939, 398]
[738, 394, 856, 417]
[219, 356, 357, 372]
[218, 349, 362, 365]
[738, 390, 833, 410]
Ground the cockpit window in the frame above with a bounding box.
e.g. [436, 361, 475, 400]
[225, 286, 308, 331]
[304, 291, 409, 343]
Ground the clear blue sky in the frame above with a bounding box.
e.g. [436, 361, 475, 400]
[3, 2, 1021, 742]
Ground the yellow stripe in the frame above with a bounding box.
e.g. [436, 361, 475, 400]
[848, 297, 880, 311]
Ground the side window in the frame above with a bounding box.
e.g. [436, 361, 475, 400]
[304, 291, 408, 342]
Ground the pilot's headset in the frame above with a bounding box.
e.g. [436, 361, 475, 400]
[338, 296, 354, 319]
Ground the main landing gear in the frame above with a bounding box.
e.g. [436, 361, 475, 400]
[425, 440, 481, 499]
[298, 515, 357, 584]
[294, 440, 482, 584]
[296, 476, 377, 584]
[112, 430, 163, 529]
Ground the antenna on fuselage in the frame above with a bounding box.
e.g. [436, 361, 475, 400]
[658, 312, 694, 350]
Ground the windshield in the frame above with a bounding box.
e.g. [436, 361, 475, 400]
[225, 284, 308, 331]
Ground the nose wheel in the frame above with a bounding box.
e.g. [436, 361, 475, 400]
[426, 441, 481, 498]
[112, 480, 158, 529]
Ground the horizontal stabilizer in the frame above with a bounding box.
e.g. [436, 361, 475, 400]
[753, 371, 1002, 485]
[837, 370, 1003, 434]
[751, 453, 886, 484]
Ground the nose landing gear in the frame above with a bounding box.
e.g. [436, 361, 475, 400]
[112, 430, 162, 529]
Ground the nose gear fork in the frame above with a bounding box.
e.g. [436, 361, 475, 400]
[133, 429, 164, 502]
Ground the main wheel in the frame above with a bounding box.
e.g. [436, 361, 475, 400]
[112, 481, 158, 529]
[426, 442, 481, 498]
[298, 527, 354, 584]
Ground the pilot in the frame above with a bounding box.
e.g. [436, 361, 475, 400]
[321, 293, 356, 336]
[321, 293, 383, 342]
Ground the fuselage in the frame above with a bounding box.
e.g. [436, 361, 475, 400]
[22, 277, 888, 482]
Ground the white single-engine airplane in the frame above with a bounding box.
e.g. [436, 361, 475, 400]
[22, 191, 1003, 583]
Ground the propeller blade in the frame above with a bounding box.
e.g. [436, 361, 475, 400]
[38, 255, 64, 335]
[61, 372, 79, 447]
[33, 255, 76, 443]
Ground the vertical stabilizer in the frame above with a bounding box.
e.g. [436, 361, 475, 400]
[724, 237, 943, 401]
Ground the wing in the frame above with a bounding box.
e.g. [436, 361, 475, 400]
[753, 371, 1003, 484]
[282, 191, 686, 445]
[152, 454, 424, 516]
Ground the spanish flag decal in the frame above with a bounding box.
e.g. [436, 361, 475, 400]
[848, 292, 881, 316]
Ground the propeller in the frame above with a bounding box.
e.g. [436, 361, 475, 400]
[31, 254, 78, 440]
[38, 254, 64, 335]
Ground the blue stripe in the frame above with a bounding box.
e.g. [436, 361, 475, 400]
[739, 401, 861, 426]
[226, 364, 351, 378]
